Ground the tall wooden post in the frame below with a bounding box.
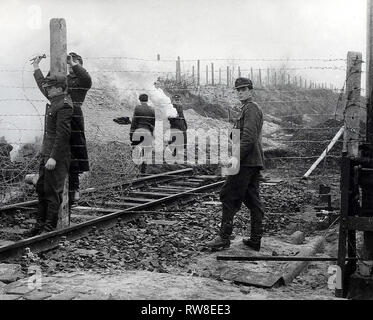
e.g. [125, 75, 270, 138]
[250, 67, 254, 81]
[267, 68, 270, 87]
[238, 66, 241, 77]
[219, 68, 222, 85]
[258, 68, 262, 87]
[343, 52, 362, 157]
[157, 54, 160, 61]
[176, 56, 181, 83]
[197, 60, 200, 86]
[274, 72, 277, 87]
[192, 66, 195, 84]
[227, 66, 230, 87]
[363, 0, 373, 261]
[211, 63, 214, 86]
[50, 18, 69, 229]
[206, 65, 208, 85]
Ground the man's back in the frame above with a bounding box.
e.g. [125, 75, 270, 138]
[130, 103, 156, 140]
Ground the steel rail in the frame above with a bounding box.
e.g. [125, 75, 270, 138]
[0, 168, 194, 212]
[0, 180, 224, 261]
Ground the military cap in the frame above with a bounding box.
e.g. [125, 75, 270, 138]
[41, 74, 67, 88]
[234, 77, 253, 90]
[172, 94, 181, 99]
[69, 52, 83, 65]
[139, 94, 148, 102]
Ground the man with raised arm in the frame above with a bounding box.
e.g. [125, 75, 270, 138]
[32, 58, 73, 234]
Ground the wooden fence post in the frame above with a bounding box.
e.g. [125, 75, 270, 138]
[343, 51, 362, 156]
[197, 60, 200, 86]
[176, 56, 181, 83]
[226, 66, 230, 87]
[206, 65, 208, 85]
[258, 68, 262, 87]
[267, 68, 270, 87]
[50, 18, 69, 229]
[211, 63, 214, 86]
[219, 68, 221, 85]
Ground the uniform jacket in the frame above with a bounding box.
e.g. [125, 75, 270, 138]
[233, 98, 264, 168]
[169, 105, 187, 132]
[34, 66, 92, 172]
[130, 103, 156, 142]
[41, 95, 73, 162]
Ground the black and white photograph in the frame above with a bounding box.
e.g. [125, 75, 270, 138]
[0, 0, 372, 310]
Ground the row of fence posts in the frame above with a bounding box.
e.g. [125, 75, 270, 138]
[172, 56, 335, 90]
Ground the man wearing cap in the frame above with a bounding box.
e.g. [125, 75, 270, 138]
[168, 94, 188, 160]
[32, 53, 92, 207]
[206, 77, 265, 251]
[32, 68, 73, 234]
[130, 94, 155, 173]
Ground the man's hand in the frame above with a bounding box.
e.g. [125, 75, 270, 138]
[227, 156, 239, 170]
[31, 55, 45, 70]
[45, 158, 56, 170]
[67, 55, 78, 67]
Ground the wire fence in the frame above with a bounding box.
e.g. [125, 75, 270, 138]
[0, 54, 365, 206]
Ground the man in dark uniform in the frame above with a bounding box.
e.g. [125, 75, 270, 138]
[168, 94, 188, 160]
[66, 53, 92, 206]
[31, 73, 73, 234]
[130, 94, 155, 174]
[206, 77, 265, 251]
[32, 53, 92, 207]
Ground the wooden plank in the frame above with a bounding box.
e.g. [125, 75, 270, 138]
[303, 127, 345, 179]
[146, 187, 178, 193]
[116, 197, 153, 203]
[73, 206, 118, 213]
[128, 191, 171, 198]
[102, 201, 143, 207]
[0, 200, 38, 212]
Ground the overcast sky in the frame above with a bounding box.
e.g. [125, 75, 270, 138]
[0, 0, 367, 72]
[0, 0, 368, 144]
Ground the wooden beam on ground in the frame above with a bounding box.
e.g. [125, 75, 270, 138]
[302, 126, 345, 179]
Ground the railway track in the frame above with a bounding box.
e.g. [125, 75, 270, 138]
[0, 168, 224, 261]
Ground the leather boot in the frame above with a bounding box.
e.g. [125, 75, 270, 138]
[205, 236, 230, 251]
[242, 238, 261, 251]
[43, 203, 59, 233]
[30, 201, 47, 236]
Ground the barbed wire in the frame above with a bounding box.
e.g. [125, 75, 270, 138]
[0, 97, 350, 105]
[0, 53, 361, 207]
